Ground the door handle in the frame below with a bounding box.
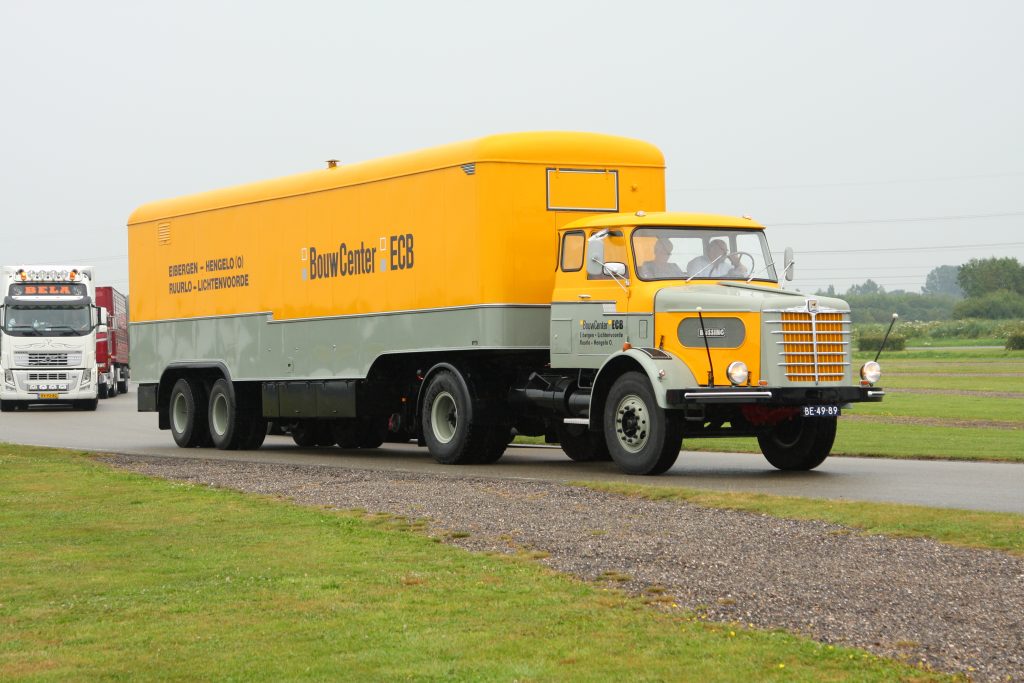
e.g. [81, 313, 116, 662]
[578, 294, 591, 299]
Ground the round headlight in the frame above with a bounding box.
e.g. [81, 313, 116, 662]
[727, 360, 749, 386]
[860, 361, 882, 384]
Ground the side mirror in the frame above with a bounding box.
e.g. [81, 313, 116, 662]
[603, 262, 627, 279]
[95, 306, 108, 328]
[783, 247, 795, 281]
[586, 233, 607, 277]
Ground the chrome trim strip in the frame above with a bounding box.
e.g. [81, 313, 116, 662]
[562, 417, 590, 425]
[867, 390, 885, 397]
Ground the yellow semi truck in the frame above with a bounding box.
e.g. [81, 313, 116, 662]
[127, 132, 884, 475]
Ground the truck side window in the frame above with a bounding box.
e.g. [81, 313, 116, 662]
[561, 231, 585, 271]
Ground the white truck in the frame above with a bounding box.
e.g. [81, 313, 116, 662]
[1, 265, 108, 411]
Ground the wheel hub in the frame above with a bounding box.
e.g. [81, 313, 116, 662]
[431, 391, 458, 444]
[615, 394, 649, 453]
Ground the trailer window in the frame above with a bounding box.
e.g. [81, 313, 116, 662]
[560, 231, 585, 271]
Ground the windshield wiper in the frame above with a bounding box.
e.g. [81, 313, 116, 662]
[746, 257, 779, 283]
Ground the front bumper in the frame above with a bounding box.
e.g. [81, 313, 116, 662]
[665, 385, 884, 406]
[1, 368, 98, 401]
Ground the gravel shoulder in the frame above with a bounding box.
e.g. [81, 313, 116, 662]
[101, 453, 1024, 682]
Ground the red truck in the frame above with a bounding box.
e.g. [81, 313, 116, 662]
[95, 286, 129, 398]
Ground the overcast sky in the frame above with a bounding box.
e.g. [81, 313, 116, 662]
[2, 0, 1022, 295]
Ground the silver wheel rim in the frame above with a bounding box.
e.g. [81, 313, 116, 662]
[614, 393, 649, 453]
[211, 392, 229, 437]
[172, 392, 188, 434]
[431, 391, 458, 444]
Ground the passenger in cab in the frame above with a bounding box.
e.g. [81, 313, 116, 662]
[638, 237, 684, 279]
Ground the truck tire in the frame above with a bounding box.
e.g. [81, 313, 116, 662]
[239, 418, 268, 450]
[556, 422, 611, 462]
[291, 421, 333, 448]
[421, 369, 489, 465]
[208, 379, 258, 450]
[99, 383, 109, 399]
[603, 372, 682, 475]
[331, 420, 360, 448]
[357, 418, 387, 449]
[169, 378, 211, 448]
[757, 416, 836, 471]
[474, 426, 511, 464]
[117, 376, 129, 395]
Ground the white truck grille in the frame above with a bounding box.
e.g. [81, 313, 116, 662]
[28, 372, 70, 381]
[16, 352, 82, 367]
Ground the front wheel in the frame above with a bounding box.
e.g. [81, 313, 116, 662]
[757, 416, 836, 471]
[603, 372, 682, 475]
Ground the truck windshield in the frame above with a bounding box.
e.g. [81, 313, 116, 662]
[632, 227, 777, 282]
[3, 305, 92, 337]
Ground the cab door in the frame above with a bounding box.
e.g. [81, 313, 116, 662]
[550, 228, 631, 369]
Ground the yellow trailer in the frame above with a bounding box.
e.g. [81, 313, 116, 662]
[128, 132, 884, 474]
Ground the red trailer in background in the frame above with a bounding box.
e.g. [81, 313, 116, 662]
[96, 286, 129, 398]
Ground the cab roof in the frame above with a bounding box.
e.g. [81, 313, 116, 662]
[128, 131, 664, 225]
[561, 211, 766, 230]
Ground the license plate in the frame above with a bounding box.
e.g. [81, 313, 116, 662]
[38, 393, 59, 400]
[802, 405, 840, 418]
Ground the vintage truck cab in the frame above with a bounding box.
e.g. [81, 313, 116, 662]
[546, 211, 885, 474]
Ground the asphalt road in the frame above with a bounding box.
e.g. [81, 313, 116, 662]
[2, 389, 1022, 514]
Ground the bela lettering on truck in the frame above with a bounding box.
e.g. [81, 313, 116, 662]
[303, 233, 414, 281]
[167, 256, 250, 294]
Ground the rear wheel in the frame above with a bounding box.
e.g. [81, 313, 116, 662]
[208, 379, 264, 450]
[421, 369, 494, 465]
[758, 416, 836, 471]
[291, 421, 333, 448]
[331, 420, 360, 448]
[357, 417, 387, 449]
[556, 422, 611, 462]
[603, 372, 681, 475]
[169, 378, 210, 448]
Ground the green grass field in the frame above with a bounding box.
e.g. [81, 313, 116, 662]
[0, 445, 946, 682]
[684, 347, 1024, 462]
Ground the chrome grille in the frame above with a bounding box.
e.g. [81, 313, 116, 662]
[765, 306, 851, 384]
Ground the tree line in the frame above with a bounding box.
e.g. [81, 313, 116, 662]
[815, 257, 1024, 322]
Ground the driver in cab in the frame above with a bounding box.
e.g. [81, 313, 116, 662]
[687, 238, 748, 278]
